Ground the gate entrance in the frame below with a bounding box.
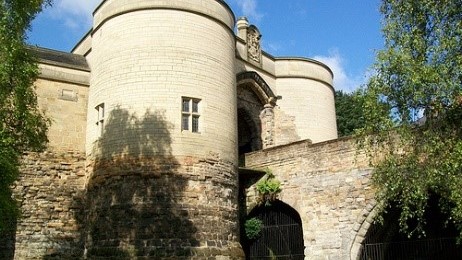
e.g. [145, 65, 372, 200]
[360, 196, 462, 259]
[244, 200, 304, 259]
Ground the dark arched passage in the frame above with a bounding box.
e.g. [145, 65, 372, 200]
[238, 108, 262, 156]
[237, 71, 278, 166]
[360, 195, 462, 259]
[243, 200, 305, 259]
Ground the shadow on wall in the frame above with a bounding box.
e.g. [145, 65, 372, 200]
[0, 197, 17, 260]
[44, 107, 198, 259]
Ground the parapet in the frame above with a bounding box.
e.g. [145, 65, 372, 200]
[93, 0, 235, 32]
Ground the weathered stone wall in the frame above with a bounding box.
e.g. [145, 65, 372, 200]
[273, 106, 301, 146]
[81, 154, 243, 259]
[4, 152, 244, 260]
[7, 151, 86, 259]
[35, 67, 89, 153]
[82, 104, 243, 258]
[245, 137, 375, 260]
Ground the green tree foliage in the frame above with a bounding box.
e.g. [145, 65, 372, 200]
[334, 90, 365, 137]
[358, 0, 462, 238]
[0, 0, 50, 232]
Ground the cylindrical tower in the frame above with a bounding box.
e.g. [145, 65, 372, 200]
[84, 0, 242, 258]
[275, 58, 338, 143]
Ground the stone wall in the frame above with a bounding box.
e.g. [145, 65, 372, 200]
[244, 137, 376, 260]
[87, 0, 237, 163]
[273, 106, 301, 146]
[4, 151, 86, 259]
[80, 154, 243, 259]
[35, 66, 89, 153]
[3, 152, 244, 259]
[274, 58, 337, 143]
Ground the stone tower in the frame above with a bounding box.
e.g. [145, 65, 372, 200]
[83, 0, 243, 258]
[1, 0, 344, 258]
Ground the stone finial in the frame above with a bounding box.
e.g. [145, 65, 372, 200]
[236, 17, 249, 41]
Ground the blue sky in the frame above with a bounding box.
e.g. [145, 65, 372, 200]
[28, 0, 383, 92]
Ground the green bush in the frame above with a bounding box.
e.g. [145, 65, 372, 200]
[256, 171, 281, 206]
[244, 217, 263, 240]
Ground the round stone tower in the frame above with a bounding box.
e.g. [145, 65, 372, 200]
[84, 0, 242, 258]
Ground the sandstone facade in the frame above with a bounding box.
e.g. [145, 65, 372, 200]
[0, 1, 382, 259]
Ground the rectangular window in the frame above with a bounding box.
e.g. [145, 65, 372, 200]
[192, 99, 199, 113]
[95, 103, 105, 137]
[192, 115, 199, 132]
[182, 114, 190, 131]
[182, 98, 190, 112]
[181, 97, 200, 133]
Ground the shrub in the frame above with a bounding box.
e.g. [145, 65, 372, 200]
[244, 217, 263, 240]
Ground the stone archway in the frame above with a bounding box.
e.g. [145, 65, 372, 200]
[237, 71, 277, 161]
[353, 196, 462, 260]
[350, 202, 379, 260]
[238, 108, 262, 156]
[243, 200, 305, 259]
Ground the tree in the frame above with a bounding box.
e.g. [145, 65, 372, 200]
[334, 90, 365, 137]
[359, 0, 462, 238]
[0, 0, 50, 233]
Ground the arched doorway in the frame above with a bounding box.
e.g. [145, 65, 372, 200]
[243, 200, 305, 259]
[360, 195, 462, 259]
[238, 108, 262, 156]
[236, 71, 277, 165]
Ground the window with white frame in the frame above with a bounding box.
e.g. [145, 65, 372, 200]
[95, 103, 105, 137]
[181, 97, 200, 133]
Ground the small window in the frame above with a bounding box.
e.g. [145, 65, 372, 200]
[182, 114, 190, 131]
[192, 115, 199, 132]
[95, 103, 105, 137]
[192, 100, 199, 113]
[181, 97, 200, 133]
[182, 98, 190, 112]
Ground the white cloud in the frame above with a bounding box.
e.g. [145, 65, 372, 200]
[45, 0, 101, 29]
[235, 0, 263, 22]
[313, 49, 364, 93]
